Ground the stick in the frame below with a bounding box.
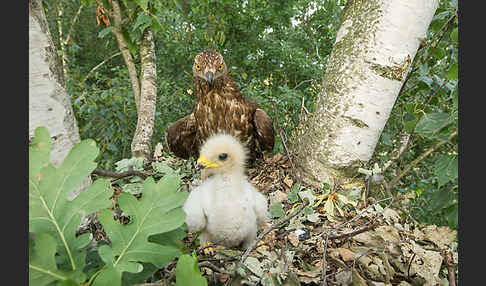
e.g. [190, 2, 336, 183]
[444, 250, 456, 286]
[407, 253, 416, 278]
[387, 130, 457, 193]
[321, 234, 330, 286]
[382, 132, 412, 173]
[317, 197, 392, 238]
[240, 200, 310, 263]
[327, 222, 379, 240]
[92, 167, 148, 180]
[294, 79, 313, 90]
[82, 52, 122, 83]
[65, 3, 84, 45]
[271, 100, 302, 184]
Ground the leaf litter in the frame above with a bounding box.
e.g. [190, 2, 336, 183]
[79, 148, 457, 285]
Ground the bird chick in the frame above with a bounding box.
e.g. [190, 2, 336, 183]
[183, 134, 269, 249]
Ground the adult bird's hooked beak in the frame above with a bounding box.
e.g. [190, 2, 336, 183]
[205, 71, 214, 87]
[196, 156, 220, 170]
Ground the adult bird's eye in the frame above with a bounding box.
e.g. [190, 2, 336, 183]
[195, 64, 200, 71]
[219, 153, 228, 160]
[218, 64, 223, 71]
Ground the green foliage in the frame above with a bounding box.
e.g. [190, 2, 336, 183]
[46, 0, 344, 169]
[415, 112, 454, 140]
[93, 175, 188, 285]
[373, 0, 458, 229]
[29, 233, 64, 286]
[434, 155, 458, 188]
[46, 0, 458, 231]
[174, 252, 208, 286]
[29, 127, 191, 285]
[29, 126, 113, 285]
[269, 202, 285, 219]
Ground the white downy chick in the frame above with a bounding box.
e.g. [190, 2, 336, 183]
[183, 134, 269, 249]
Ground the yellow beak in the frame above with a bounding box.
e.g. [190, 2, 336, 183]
[196, 156, 221, 169]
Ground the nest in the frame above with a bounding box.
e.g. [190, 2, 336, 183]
[80, 151, 458, 286]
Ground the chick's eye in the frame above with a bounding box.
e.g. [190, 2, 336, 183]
[195, 64, 200, 71]
[218, 64, 223, 71]
[219, 153, 228, 160]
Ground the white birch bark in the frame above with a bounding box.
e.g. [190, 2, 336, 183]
[131, 28, 157, 159]
[29, 0, 89, 198]
[291, 0, 439, 186]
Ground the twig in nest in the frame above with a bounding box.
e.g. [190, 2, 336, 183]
[444, 250, 456, 286]
[327, 221, 379, 240]
[271, 99, 302, 184]
[321, 222, 379, 285]
[321, 234, 330, 286]
[317, 197, 392, 238]
[92, 167, 149, 180]
[407, 253, 416, 278]
[240, 199, 310, 263]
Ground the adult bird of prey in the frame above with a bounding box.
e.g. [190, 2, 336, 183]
[166, 50, 275, 165]
[183, 134, 269, 249]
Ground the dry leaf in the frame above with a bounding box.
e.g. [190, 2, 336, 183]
[421, 225, 457, 249]
[269, 190, 287, 206]
[333, 247, 356, 262]
[272, 153, 283, 162]
[288, 233, 299, 247]
[283, 176, 294, 188]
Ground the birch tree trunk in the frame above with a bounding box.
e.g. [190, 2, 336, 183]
[291, 0, 439, 187]
[131, 28, 157, 159]
[29, 0, 90, 198]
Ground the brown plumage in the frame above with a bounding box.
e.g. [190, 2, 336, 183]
[167, 50, 275, 164]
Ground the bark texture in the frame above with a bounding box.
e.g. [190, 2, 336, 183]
[29, 0, 89, 198]
[131, 28, 157, 159]
[291, 0, 438, 186]
[110, 0, 142, 112]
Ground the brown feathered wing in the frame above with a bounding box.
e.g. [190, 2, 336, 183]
[253, 108, 275, 154]
[166, 113, 197, 159]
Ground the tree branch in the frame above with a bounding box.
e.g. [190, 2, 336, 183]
[65, 2, 84, 45]
[82, 52, 122, 83]
[272, 99, 302, 184]
[98, 0, 141, 112]
[327, 222, 379, 240]
[92, 167, 148, 180]
[387, 130, 457, 192]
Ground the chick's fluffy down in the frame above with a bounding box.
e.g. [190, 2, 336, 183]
[183, 176, 269, 249]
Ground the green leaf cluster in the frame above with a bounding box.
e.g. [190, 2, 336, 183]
[174, 252, 208, 286]
[93, 174, 188, 285]
[373, 0, 458, 229]
[29, 126, 113, 285]
[44, 0, 344, 168]
[29, 127, 192, 285]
